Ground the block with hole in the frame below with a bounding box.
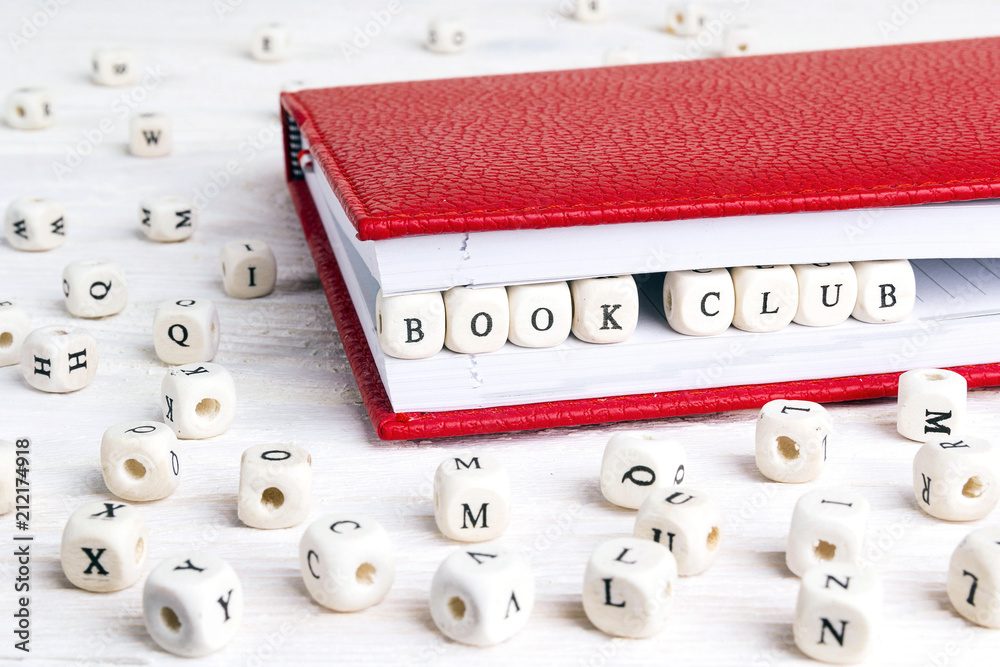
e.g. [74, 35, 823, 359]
[755, 399, 832, 483]
[634, 487, 721, 575]
[60, 500, 148, 592]
[948, 526, 1000, 628]
[160, 362, 236, 439]
[429, 548, 534, 646]
[0, 301, 30, 367]
[299, 515, 395, 612]
[3, 87, 53, 129]
[19, 326, 98, 393]
[101, 421, 180, 502]
[600, 431, 687, 510]
[238, 444, 311, 529]
[786, 489, 869, 577]
[897, 368, 967, 442]
[721, 25, 759, 57]
[913, 436, 999, 521]
[665, 3, 707, 36]
[582, 537, 677, 638]
[143, 553, 242, 657]
[793, 564, 883, 663]
[433, 454, 511, 542]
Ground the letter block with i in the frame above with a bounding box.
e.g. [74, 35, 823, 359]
[375, 289, 446, 359]
[582, 537, 678, 638]
[897, 368, 967, 442]
[793, 564, 882, 664]
[221, 239, 276, 299]
[433, 455, 510, 542]
[143, 553, 243, 657]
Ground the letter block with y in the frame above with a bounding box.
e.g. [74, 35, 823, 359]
[794, 564, 882, 663]
[434, 454, 510, 542]
[60, 500, 149, 592]
[143, 553, 243, 657]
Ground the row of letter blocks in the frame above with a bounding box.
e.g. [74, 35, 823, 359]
[376, 260, 915, 359]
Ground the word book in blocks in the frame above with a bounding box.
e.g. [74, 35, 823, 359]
[281, 37, 1000, 440]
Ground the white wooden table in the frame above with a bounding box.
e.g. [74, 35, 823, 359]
[2, 1, 1000, 664]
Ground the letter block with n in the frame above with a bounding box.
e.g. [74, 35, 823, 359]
[793, 564, 882, 663]
[433, 454, 510, 541]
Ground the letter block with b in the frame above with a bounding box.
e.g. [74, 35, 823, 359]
[153, 298, 220, 365]
[143, 553, 242, 657]
[851, 259, 915, 323]
[600, 432, 687, 509]
[375, 289, 445, 359]
[897, 368, 967, 442]
[793, 564, 882, 664]
[60, 501, 148, 592]
[582, 537, 677, 638]
[434, 455, 510, 542]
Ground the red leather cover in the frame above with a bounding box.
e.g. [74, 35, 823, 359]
[282, 38, 1000, 242]
[289, 178, 1000, 441]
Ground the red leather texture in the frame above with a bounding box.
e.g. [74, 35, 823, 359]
[289, 178, 1000, 441]
[282, 38, 1000, 242]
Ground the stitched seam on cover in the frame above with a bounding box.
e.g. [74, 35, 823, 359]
[291, 97, 1000, 221]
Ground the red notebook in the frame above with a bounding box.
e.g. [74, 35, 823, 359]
[281, 37, 1000, 441]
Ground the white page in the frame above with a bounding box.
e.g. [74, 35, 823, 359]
[304, 138, 1000, 296]
[306, 160, 1000, 413]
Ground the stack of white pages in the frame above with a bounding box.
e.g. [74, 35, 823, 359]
[304, 158, 1000, 413]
